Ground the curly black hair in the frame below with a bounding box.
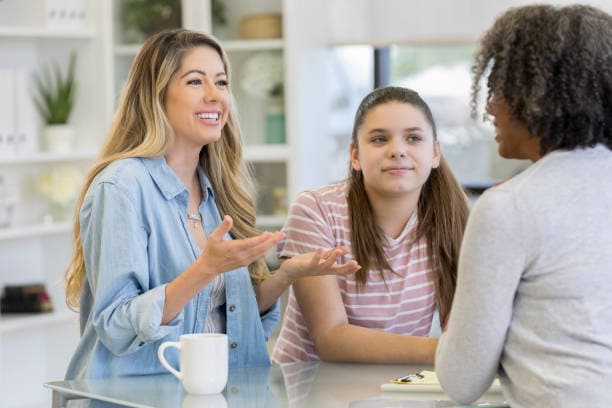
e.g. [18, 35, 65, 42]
[471, 4, 612, 154]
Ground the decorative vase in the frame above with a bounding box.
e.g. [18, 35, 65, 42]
[43, 124, 75, 153]
[265, 97, 286, 144]
[42, 200, 75, 224]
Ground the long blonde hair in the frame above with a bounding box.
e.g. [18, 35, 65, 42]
[65, 29, 267, 310]
[347, 86, 469, 326]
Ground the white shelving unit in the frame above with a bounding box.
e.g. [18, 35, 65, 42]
[256, 215, 287, 229]
[0, 310, 76, 333]
[244, 144, 290, 162]
[224, 38, 284, 52]
[0, 1, 108, 407]
[0, 27, 95, 39]
[114, 38, 285, 56]
[212, 0, 291, 225]
[0, 150, 97, 165]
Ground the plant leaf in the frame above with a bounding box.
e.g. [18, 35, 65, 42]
[32, 51, 77, 124]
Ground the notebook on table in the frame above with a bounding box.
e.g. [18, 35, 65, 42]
[381, 370, 501, 393]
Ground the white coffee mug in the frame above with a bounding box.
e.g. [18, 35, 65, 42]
[158, 333, 228, 394]
[182, 393, 228, 408]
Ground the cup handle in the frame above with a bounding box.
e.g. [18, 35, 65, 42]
[158, 341, 182, 380]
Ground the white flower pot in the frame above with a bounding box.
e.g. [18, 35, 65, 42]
[43, 124, 75, 153]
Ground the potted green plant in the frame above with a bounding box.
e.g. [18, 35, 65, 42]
[33, 52, 77, 153]
[122, 0, 182, 43]
[211, 0, 228, 38]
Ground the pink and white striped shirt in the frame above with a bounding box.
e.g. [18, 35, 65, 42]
[271, 182, 436, 363]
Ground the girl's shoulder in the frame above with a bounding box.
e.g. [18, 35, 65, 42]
[296, 181, 348, 207]
[292, 182, 349, 221]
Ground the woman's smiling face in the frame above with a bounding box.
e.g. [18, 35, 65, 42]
[164, 46, 231, 149]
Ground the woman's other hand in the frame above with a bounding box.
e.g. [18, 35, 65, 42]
[280, 247, 361, 281]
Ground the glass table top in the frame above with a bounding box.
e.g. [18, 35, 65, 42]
[45, 362, 508, 408]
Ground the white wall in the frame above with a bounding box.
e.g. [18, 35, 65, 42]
[328, 0, 612, 45]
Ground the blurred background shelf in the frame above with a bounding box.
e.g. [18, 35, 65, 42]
[256, 215, 286, 229]
[244, 144, 289, 162]
[0, 150, 97, 165]
[0, 27, 95, 39]
[0, 223, 72, 241]
[113, 44, 141, 56]
[223, 38, 284, 52]
[0, 310, 76, 334]
[115, 38, 285, 56]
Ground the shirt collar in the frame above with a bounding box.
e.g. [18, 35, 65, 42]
[140, 156, 215, 201]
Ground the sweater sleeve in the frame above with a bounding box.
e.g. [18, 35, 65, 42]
[435, 188, 526, 404]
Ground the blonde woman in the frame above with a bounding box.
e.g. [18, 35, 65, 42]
[272, 87, 469, 364]
[64, 29, 359, 379]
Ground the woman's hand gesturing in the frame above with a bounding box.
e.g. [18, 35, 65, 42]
[196, 215, 284, 276]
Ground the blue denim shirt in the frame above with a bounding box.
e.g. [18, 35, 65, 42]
[65, 157, 279, 379]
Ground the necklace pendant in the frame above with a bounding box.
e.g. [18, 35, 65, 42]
[187, 212, 202, 229]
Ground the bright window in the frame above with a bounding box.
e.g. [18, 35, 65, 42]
[327, 46, 374, 182]
[388, 44, 528, 186]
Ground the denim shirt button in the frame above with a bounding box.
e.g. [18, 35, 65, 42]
[229, 304, 236, 312]
[230, 342, 238, 349]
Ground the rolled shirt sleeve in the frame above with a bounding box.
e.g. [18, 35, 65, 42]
[81, 180, 182, 356]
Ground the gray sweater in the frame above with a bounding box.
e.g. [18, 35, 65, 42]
[436, 145, 612, 407]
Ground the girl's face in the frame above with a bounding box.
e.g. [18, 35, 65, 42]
[165, 46, 231, 150]
[487, 97, 541, 161]
[351, 102, 441, 200]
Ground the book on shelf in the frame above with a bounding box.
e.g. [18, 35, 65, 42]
[1, 283, 54, 314]
[0, 68, 38, 157]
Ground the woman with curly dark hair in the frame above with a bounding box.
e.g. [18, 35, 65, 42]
[436, 4, 612, 406]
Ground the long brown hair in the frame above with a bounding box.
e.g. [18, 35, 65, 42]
[347, 86, 469, 325]
[65, 29, 268, 309]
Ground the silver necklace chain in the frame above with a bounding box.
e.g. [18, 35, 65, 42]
[187, 212, 202, 228]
